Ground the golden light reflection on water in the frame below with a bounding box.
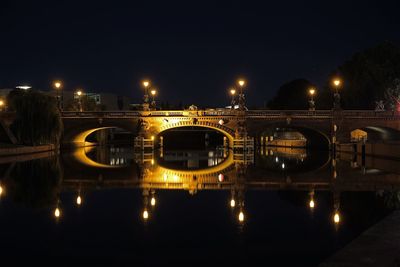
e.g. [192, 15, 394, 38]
[76, 195, 82, 206]
[54, 207, 61, 218]
[334, 212, 340, 224]
[62, 145, 378, 229]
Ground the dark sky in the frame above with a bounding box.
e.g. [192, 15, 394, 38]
[1, 0, 399, 107]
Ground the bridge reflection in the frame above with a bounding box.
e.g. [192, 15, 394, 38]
[56, 145, 400, 227]
[1, 145, 399, 227]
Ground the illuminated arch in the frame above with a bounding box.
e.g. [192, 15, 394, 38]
[350, 126, 400, 142]
[257, 125, 331, 149]
[71, 127, 115, 147]
[157, 120, 235, 147]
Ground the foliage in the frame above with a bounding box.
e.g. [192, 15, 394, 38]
[314, 41, 400, 109]
[268, 42, 400, 110]
[267, 79, 313, 109]
[384, 78, 400, 110]
[8, 89, 63, 146]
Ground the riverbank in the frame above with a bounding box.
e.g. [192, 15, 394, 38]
[320, 210, 400, 267]
[0, 144, 57, 158]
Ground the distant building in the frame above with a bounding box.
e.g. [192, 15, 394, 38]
[0, 88, 133, 111]
[53, 91, 132, 110]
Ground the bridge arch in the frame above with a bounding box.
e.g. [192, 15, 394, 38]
[151, 119, 236, 147]
[249, 123, 331, 149]
[62, 118, 139, 148]
[349, 126, 400, 142]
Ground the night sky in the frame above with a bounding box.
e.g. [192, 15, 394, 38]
[1, 0, 399, 107]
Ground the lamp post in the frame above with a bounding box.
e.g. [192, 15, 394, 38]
[76, 90, 83, 112]
[237, 79, 246, 111]
[142, 80, 150, 110]
[53, 80, 63, 110]
[150, 89, 157, 110]
[230, 88, 236, 109]
[308, 87, 316, 111]
[332, 78, 342, 110]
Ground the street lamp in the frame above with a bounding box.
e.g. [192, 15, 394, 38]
[53, 80, 63, 110]
[142, 80, 150, 103]
[76, 90, 83, 112]
[308, 87, 316, 111]
[332, 78, 342, 110]
[237, 79, 246, 110]
[150, 89, 157, 110]
[229, 88, 236, 109]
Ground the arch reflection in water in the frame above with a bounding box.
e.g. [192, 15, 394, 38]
[71, 146, 131, 169]
[58, 145, 400, 228]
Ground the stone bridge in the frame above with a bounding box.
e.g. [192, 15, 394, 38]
[2, 109, 400, 149]
[60, 109, 400, 149]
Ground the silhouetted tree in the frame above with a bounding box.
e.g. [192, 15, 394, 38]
[268, 79, 313, 109]
[319, 41, 400, 109]
[8, 89, 63, 146]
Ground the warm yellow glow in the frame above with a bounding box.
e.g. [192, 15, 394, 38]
[334, 212, 340, 223]
[77, 90, 82, 96]
[151, 89, 157, 96]
[151, 159, 155, 165]
[159, 124, 235, 148]
[333, 79, 341, 87]
[151, 197, 156, 206]
[76, 195, 82, 205]
[238, 79, 245, 87]
[143, 210, 149, 220]
[0, 185, 3, 196]
[309, 199, 315, 208]
[151, 135, 155, 141]
[309, 88, 316, 96]
[143, 80, 150, 88]
[54, 81, 62, 89]
[151, 153, 235, 184]
[238, 211, 244, 222]
[54, 208, 61, 218]
[230, 88, 236, 95]
[230, 198, 236, 208]
[218, 119, 224, 125]
[0, 100, 5, 106]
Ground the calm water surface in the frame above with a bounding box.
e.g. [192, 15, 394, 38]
[0, 143, 398, 266]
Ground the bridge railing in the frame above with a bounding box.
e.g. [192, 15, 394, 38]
[61, 111, 143, 117]
[341, 110, 399, 117]
[60, 109, 400, 118]
[246, 110, 333, 117]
